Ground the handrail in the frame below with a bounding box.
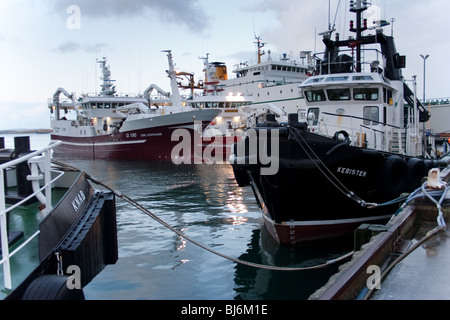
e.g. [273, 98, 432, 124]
[4, 169, 64, 215]
[321, 112, 401, 130]
[0, 140, 63, 290]
[0, 141, 62, 171]
[319, 112, 408, 152]
[313, 48, 385, 74]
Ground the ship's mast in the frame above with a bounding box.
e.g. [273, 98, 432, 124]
[163, 50, 182, 107]
[349, 0, 369, 73]
[200, 53, 214, 95]
[200, 53, 210, 84]
[97, 57, 116, 96]
[254, 35, 266, 64]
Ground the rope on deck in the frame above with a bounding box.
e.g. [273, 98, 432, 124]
[52, 159, 353, 272]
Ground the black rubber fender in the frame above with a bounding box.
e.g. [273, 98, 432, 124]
[406, 158, 427, 191]
[21, 275, 85, 300]
[377, 155, 408, 199]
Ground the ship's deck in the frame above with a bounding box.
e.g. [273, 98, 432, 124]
[1, 188, 68, 299]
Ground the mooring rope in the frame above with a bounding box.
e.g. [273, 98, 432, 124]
[52, 160, 353, 271]
[288, 127, 437, 210]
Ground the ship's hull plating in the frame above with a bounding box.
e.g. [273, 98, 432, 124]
[51, 110, 220, 161]
[231, 126, 441, 245]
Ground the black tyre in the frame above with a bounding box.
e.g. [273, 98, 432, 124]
[21, 275, 85, 300]
[378, 155, 408, 199]
[406, 158, 427, 191]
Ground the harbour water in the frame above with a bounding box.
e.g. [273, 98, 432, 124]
[2, 133, 353, 300]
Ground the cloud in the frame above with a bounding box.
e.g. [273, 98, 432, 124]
[54, 41, 112, 54]
[52, 0, 210, 33]
[250, 0, 326, 54]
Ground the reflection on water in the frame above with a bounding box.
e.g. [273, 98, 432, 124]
[235, 227, 352, 300]
[6, 134, 352, 300]
[64, 159, 352, 300]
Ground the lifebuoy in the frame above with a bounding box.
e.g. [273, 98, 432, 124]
[21, 275, 85, 300]
[333, 130, 350, 144]
[377, 155, 408, 199]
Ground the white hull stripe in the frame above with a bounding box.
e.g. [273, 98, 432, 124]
[56, 139, 147, 147]
[263, 214, 393, 227]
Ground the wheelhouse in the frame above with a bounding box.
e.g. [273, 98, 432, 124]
[299, 72, 403, 153]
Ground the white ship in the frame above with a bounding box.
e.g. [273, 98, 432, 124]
[48, 52, 220, 161]
[217, 36, 313, 116]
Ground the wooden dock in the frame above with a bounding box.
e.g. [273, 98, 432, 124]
[310, 163, 450, 300]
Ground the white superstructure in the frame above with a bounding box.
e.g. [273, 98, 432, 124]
[217, 36, 313, 116]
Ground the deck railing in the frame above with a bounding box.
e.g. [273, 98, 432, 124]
[313, 48, 386, 75]
[320, 112, 405, 153]
[0, 140, 62, 290]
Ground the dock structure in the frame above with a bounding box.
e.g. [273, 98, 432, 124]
[310, 161, 450, 300]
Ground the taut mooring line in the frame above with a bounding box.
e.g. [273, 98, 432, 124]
[52, 159, 353, 271]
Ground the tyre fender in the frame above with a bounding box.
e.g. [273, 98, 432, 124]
[406, 158, 427, 191]
[21, 275, 85, 300]
[378, 155, 408, 199]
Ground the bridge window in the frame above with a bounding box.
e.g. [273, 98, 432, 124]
[353, 75, 373, 81]
[327, 88, 351, 101]
[325, 76, 349, 82]
[304, 77, 324, 84]
[305, 90, 326, 102]
[363, 106, 379, 125]
[354, 88, 379, 100]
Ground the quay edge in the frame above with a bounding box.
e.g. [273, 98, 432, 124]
[309, 157, 450, 300]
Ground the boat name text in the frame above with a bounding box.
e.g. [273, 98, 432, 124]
[71, 190, 86, 212]
[125, 132, 163, 138]
[336, 167, 367, 178]
[141, 133, 162, 138]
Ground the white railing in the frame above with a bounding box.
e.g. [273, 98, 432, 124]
[313, 48, 386, 75]
[0, 140, 62, 290]
[421, 97, 450, 106]
[319, 112, 404, 152]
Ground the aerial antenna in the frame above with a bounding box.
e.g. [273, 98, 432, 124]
[254, 35, 266, 64]
[253, 13, 256, 38]
[332, 0, 342, 30]
[320, 0, 339, 37]
[390, 18, 396, 37]
[252, 12, 266, 64]
[328, 0, 331, 31]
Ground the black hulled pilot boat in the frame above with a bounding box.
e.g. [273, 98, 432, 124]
[230, 0, 449, 245]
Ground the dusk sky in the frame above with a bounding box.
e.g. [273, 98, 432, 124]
[0, 0, 448, 129]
